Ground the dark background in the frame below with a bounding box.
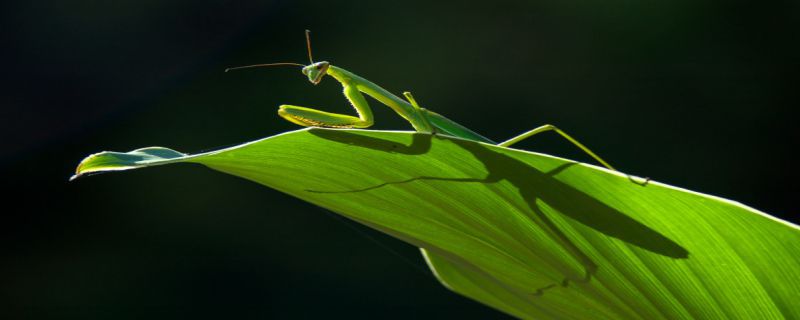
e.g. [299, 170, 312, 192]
[2, 0, 797, 318]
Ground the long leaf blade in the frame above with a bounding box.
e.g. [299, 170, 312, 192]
[72, 128, 800, 319]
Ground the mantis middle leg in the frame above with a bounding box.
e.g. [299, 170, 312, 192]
[402, 91, 436, 134]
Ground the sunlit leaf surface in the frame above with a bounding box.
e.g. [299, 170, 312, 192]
[73, 128, 800, 319]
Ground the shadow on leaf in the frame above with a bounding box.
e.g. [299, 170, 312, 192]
[308, 129, 689, 295]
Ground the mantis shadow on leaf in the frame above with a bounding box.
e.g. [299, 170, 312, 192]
[307, 129, 689, 294]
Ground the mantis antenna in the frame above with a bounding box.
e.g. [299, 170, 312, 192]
[224, 62, 305, 72]
[224, 30, 315, 72]
[305, 29, 314, 63]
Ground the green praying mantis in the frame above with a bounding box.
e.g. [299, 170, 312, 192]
[226, 30, 619, 287]
[226, 30, 616, 172]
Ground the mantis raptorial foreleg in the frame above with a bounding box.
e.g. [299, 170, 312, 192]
[278, 82, 374, 128]
[500, 124, 617, 171]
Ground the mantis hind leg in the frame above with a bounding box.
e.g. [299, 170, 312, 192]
[500, 124, 617, 171]
[278, 84, 374, 128]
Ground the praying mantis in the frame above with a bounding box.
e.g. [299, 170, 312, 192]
[227, 30, 618, 287]
[226, 30, 616, 172]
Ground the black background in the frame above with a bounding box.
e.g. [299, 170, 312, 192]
[2, 0, 798, 318]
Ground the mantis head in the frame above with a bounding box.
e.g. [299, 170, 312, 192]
[302, 61, 330, 85]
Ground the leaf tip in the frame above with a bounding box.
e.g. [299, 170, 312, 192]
[72, 151, 113, 178]
[70, 147, 187, 181]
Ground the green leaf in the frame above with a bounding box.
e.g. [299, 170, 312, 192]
[73, 128, 800, 319]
